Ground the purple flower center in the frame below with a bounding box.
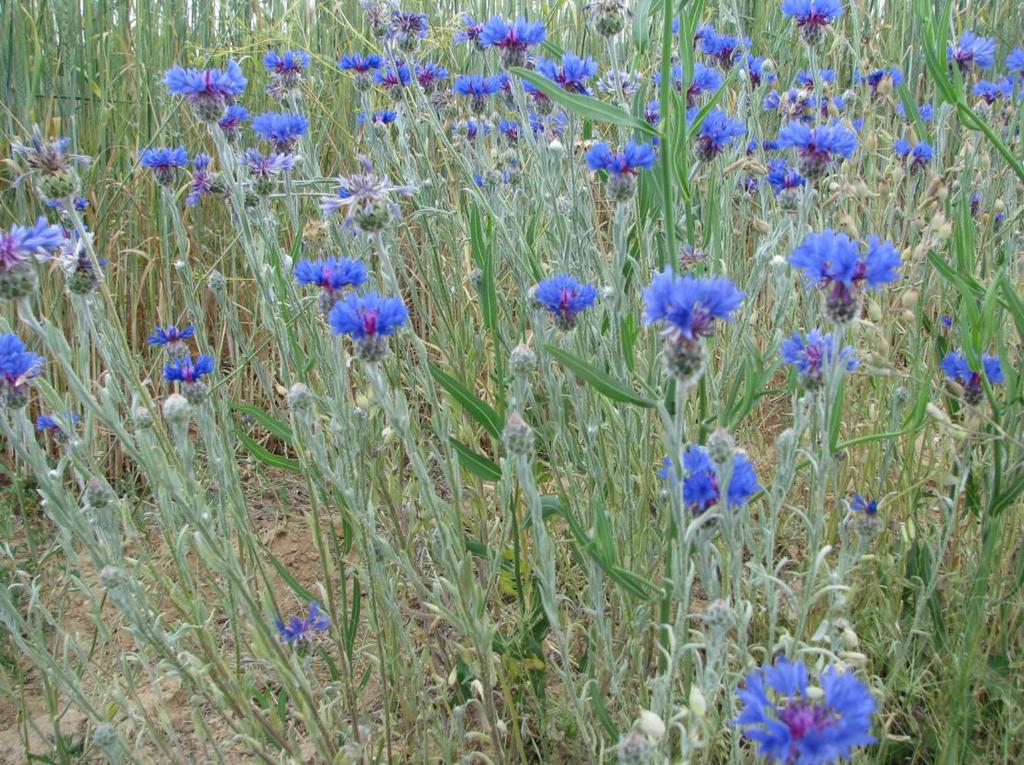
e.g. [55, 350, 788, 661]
[0, 233, 23, 269]
[778, 701, 834, 741]
[799, 12, 832, 28]
[804, 342, 824, 376]
[689, 306, 716, 338]
[361, 308, 380, 336]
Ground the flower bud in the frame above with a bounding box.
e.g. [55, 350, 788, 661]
[162, 393, 192, 424]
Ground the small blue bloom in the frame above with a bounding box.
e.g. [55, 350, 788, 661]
[328, 291, 408, 341]
[781, 0, 844, 43]
[778, 121, 857, 179]
[139, 146, 188, 185]
[357, 109, 399, 127]
[896, 102, 933, 121]
[251, 112, 309, 153]
[743, 55, 777, 87]
[536, 52, 599, 94]
[0, 333, 44, 388]
[676, 444, 760, 514]
[533, 274, 598, 330]
[186, 153, 216, 207]
[263, 50, 310, 74]
[1008, 47, 1024, 78]
[338, 53, 384, 73]
[643, 270, 744, 339]
[940, 314, 954, 328]
[851, 494, 878, 516]
[294, 257, 368, 293]
[415, 61, 449, 91]
[654, 63, 723, 106]
[941, 350, 1004, 402]
[701, 30, 750, 68]
[454, 14, 485, 46]
[586, 141, 657, 176]
[390, 10, 429, 46]
[766, 159, 807, 196]
[374, 62, 412, 90]
[218, 105, 250, 138]
[149, 325, 195, 346]
[735, 656, 876, 764]
[163, 60, 247, 120]
[780, 329, 857, 386]
[972, 77, 1013, 104]
[36, 412, 80, 435]
[479, 16, 546, 66]
[894, 139, 933, 170]
[164, 354, 215, 384]
[855, 67, 904, 90]
[947, 31, 996, 71]
[692, 108, 746, 160]
[275, 601, 330, 643]
[244, 149, 297, 183]
[0, 217, 64, 271]
[453, 73, 507, 97]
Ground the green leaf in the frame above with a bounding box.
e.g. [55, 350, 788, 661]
[543, 344, 655, 408]
[449, 437, 501, 482]
[266, 549, 317, 604]
[468, 204, 498, 336]
[235, 426, 301, 472]
[231, 402, 294, 443]
[429, 363, 503, 439]
[510, 67, 658, 136]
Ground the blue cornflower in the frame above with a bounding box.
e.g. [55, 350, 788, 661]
[0, 333, 43, 407]
[533, 274, 598, 331]
[691, 108, 746, 160]
[781, 0, 844, 44]
[295, 257, 368, 314]
[263, 50, 310, 75]
[454, 73, 509, 112]
[896, 102, 933, 122]
[894, 139, 933, 172]
[0, 217, 64, 272]
[498, 119, 520, 142]
[701, 30, 750, 68]
[645, 100, 661, 127]
[654, 63, 723, 106]
[36, 412, 80, 438]
[743, 55, 777, 87]
[390, 10, 429, 51]
[164, 354, 215, 384]
[244, 149, 297, 192]
[415, 62, 449, 92]
[781, 329, 857, 387]
[148, 325, 195, 349]
[536, 53, 599, 94]
[855, 66, 904, 93]
[790, 230, 901, 323]
[941, 350, 1004, 403]
[1008, 48, 1024, 78]
[766, 159, 807, 203]
[735, 656, 876, 764]
[454, 14, 485, 48]
[275, 601, 330, 644]
[948, 32, 996, 72]
[851, 494, 878, 516]
[374, 62, 412, 91]
[186, 154, 216, 207]
[328, 291, 408, 360]
[972, 77, 1013, 104]
[339, 52, 383, 91]
[644, 270, 744, 340]
[586, 141, 657, 200]
[777, 121, 857, 179]
[674, 444, 761, 515]
[251, 112, 309, 153]
[357, 109, 399, 128]
[139, 146, 188, 185]
[479, 16, 546, 67]
[163, 60, 247, 120]
[218, 105, 249, 139]
[796, 69, 836, 90]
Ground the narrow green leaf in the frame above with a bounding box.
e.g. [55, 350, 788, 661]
[510, 67, 658, 136]
[429, 363, 503, 439]
[235, 427, 301, 472]
[231, 402, 294, 443]
[449, 437, 502, 482]
[543, 344, 655, 408]
[266, 550, 317, 604]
